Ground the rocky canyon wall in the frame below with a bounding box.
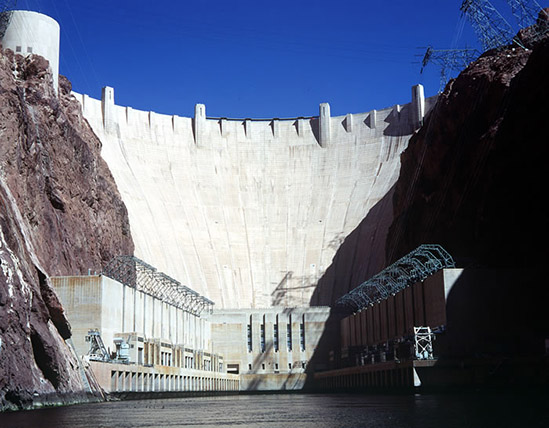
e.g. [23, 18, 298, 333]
[387, 17, 548, 269]
[0, 49, 133, 410]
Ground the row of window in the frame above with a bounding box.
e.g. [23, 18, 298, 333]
[247, 361, 306, 371]
[247, 314, 306, 353]
[15, 46, 33, 54]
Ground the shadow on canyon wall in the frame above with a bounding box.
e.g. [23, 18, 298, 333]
[387, 24, 548, 268]
[305, 20, 549, 384]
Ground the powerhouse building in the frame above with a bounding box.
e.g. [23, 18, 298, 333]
[51, 257, 240, 393]
[206, 307, 331, 390]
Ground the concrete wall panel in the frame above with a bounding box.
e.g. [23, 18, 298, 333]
[349, 315, 356, 347]
[413, 282, 425, 326]
[386, 296, 396, 339]
[74, 88, 436, 308]
[395, 292, 405, 337]
[359, 311, 367, 346]
[422, 271, 445, 328]
[366, 307, 374, 346]
[403, 287, 414, 335]
[372, 304, 380, 344]
[379, 300, 388, 342]
[52, 276, 210, 358]
[208, 307, 329, 383]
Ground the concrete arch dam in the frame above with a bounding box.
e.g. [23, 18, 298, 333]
[74, 86, 436, 309]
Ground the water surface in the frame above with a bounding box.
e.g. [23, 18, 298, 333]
[1, 392, 547, 428]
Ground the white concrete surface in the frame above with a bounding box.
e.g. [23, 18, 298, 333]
[206, 307, 331, 390]
[2, 10, 60, 93]
[90, 360, 240, 393]
[52, 275, 210, 357]
[74, 86, 436, 308]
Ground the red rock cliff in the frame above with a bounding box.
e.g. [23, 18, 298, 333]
[387, 15, 548, 267]
[383, 14, 549, 362]
[0, 49, 134, 410]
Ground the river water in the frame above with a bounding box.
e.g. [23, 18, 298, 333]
[0, 392, 547, 428]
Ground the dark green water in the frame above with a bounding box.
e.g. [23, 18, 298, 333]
[0, 392, 547, 428]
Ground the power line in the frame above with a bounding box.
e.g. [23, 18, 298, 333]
[418, 46, 480, 92]
[460, 0, 517, 51]
[504, 0, 546, 28]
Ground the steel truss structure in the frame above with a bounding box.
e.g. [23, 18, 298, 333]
[460, 0, 517, 51]
[505, 0, 547, 29]
[85, 329, 110, 362]
[420, 46, 480, 92]
[102, 255, 214, 316]
[414, 327, 435, 360]
[336, 244, 455, 313]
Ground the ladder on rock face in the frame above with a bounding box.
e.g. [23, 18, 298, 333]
[413, 327, 435, 360]
[66, 337, 92, 393]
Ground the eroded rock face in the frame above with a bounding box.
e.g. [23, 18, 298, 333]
[383, 27, 549, 364]
[387, 28, 548, 267]
[0, 49, 133, 410]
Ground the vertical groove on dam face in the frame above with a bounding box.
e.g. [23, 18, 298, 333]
[76, 92, 434, 308]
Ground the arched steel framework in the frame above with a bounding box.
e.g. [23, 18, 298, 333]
[335, 244, 455, 313]
[102, 255, 214, 316]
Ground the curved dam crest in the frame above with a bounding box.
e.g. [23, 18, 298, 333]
[74, 87, 436, 308]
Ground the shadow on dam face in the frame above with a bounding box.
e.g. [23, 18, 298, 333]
[301, 186, 397, 384]
[302, 174, 549, 388]
[310, 184, 396, 308]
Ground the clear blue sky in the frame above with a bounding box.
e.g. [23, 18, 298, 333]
[13, 0, 537, 117]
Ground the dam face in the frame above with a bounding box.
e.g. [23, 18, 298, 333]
[75, 87, 435, 308]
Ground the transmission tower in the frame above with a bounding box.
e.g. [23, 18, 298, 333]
[420, 46, 480, 92]
[0, 1, 16, 39]
[504, 0, 546, 28]
[460, 0, 517, 51]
